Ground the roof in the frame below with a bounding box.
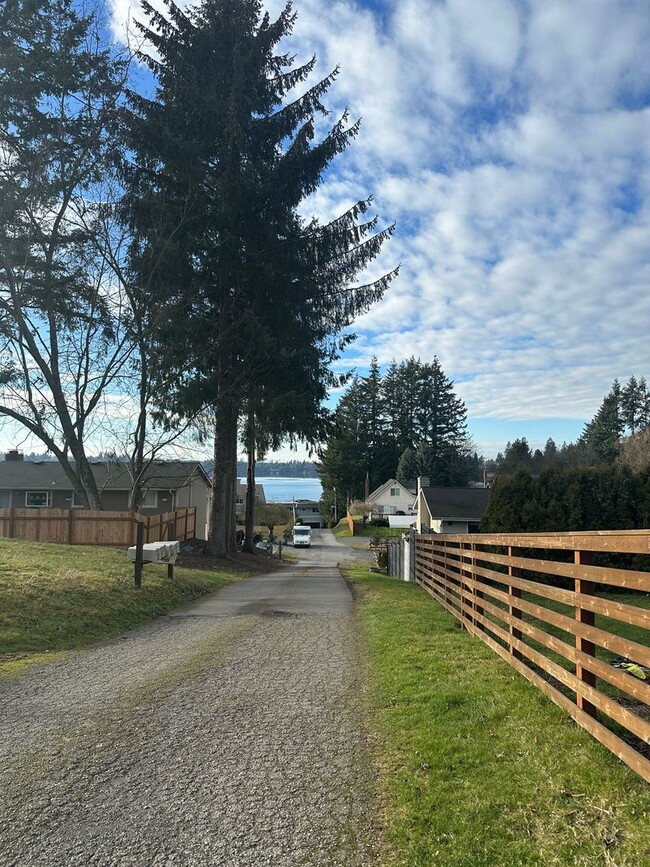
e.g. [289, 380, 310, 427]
[368, 478, 417, 501]
[0, 460, 211, 491]
[420, 487, 491, 521]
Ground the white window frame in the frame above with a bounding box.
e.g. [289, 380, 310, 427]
[25, 490, 50, 508]
[390, 487, 401, 497]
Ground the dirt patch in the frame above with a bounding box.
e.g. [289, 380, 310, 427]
[176, 542, 286, 575]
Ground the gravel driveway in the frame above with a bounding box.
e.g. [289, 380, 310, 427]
[0, 530, 380, 866]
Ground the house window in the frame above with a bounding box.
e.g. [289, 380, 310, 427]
[390, 487, 400, 497]
[25, 491, 50, 508]
[71, 492, 85, 508]
[141, 489, 158, 508]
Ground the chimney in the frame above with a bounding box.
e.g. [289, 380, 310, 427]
[417, 476, 430, 495]
[5, 450, 23, 462]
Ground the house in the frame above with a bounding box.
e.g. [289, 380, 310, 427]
[367, 478, 417, 517]
[416, 480, 491, 534]
[0, 452, 212, 538]
[235, 479, 266, 514]
[291, 499, 324, 528]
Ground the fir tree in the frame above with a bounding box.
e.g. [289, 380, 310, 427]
[581, 381, 624, 462]
[124, 0, 396, 555]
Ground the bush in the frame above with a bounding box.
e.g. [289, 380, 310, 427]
[371, 518, 389, 527]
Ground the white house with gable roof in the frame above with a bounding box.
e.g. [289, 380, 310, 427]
[367, 478, 417, 517]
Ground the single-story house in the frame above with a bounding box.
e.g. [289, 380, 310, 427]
[367, 478, 417, 517]
[416, 483, 491, 534]
[0, 452, 212, 538]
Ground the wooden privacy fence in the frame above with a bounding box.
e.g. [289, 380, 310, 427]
[0, 507, 196, 547]
[415, 530, 650, 784]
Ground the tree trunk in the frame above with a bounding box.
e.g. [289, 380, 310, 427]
[75, 454, 104, 509]
[208, 390, 238, 557]
[243, 410, 256, 553]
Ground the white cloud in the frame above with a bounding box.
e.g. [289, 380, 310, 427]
[106, 0, 650, 458]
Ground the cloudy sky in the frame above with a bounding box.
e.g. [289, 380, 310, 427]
[113, 0, 647, 458]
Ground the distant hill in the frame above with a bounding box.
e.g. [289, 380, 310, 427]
[10, 453, 319, 479]
[236, 460, 318, 478]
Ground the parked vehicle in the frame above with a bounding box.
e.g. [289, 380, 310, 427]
[292, 525, 312, 548]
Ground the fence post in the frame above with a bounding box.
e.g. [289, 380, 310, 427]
[470, 542, 485, 629]
[67, 509, 74, 545]
[442, 541, 449, 608]
[508, 546, 523, 660]
[134, 520, 145, 589]
[460, 542, 471, 629]
[575, 550, 597, 718]
[8, 508, 14, 538]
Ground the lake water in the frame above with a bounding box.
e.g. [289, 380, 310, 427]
[245, 477, 322, 502]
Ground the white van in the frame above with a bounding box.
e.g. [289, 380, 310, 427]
[292, 525, 312, 548]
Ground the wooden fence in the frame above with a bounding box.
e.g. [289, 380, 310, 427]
[414, 530, 650, 784]
[0, 507, 196, 547]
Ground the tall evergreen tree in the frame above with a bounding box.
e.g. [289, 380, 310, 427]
[414, 357, 469, 484]
[581, 381, 624, 462]
[319, 355, 470, 501]
[317, 377, 367, 506]
[124, 0, 396, 555]
[621, 375, 649, 434]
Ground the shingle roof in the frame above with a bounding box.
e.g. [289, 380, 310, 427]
[0, 460, 211, 491]
[421, 487, 491, 521]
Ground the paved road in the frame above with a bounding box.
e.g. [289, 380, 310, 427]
[0, 530, 380, 866]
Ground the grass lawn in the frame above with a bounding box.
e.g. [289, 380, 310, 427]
[0, 538, 254, 678]
[345, 562, 650, 867]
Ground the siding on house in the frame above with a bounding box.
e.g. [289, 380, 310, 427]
[0, 458, 212, 540]
[367, 478, 417, 516]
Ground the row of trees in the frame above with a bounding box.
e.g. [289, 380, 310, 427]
[481, 465, 650, 534]
[0, 0, 396, 554]
[484, 376, 650, 533]
[492, 376, 650, 477]
[318, 356, 477, 516]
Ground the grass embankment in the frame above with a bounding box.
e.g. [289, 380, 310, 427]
[333, 518, 404, 539]
[0, 538, 250, 678]
[345, 562, 650, 867]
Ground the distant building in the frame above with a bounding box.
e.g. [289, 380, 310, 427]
[416, 480, 491, 534]
[273, 499, 324, 528]
[367, 478, 417, 517]
[235, 480, 266, 515]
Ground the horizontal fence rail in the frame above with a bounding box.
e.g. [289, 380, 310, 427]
[0, 507, 196, 547]
[414, 530, 650, 784]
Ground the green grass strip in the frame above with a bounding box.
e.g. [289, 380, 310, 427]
[0, 538, 249, 673]
[345, 562, 650, 867]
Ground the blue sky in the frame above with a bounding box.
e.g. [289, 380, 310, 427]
[244, 0, 649, 459]
[14, 0, 646, 463]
